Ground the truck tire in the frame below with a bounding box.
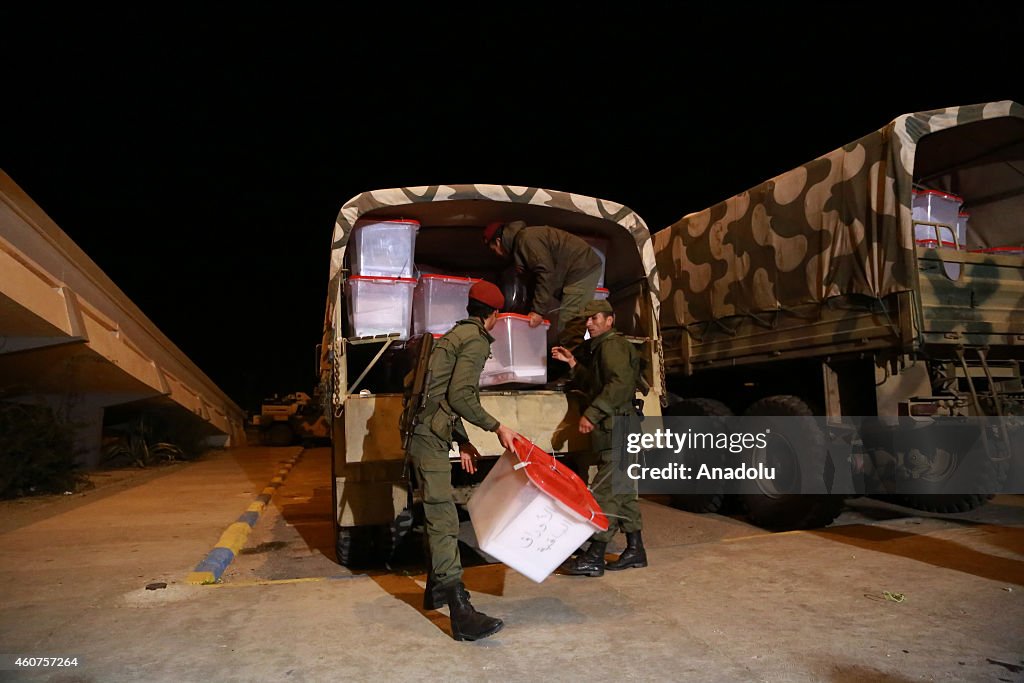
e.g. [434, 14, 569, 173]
[384, 506, 418, 569]
[866, 418, 1005, 515]
[266, 423, 295, 447]
[336, 526, 371, 567]
[665, 398, 733, 514]
[740, 395, 844, 530]
[876, 448, 998, 514]
[1007, 420, 1024, 494]
[337, 512, 415, 569]
[336, 525, 393, 568]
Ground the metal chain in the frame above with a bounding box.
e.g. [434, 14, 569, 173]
[332, 336, 344, 418]
[656, 336, 668, 407]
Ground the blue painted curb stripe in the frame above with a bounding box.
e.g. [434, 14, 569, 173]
[192, 547, 236, 577]
[187, 449, 303, 585]
[237, 511, 260, 526]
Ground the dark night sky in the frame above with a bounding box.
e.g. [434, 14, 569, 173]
[2, 4, 1020, 413]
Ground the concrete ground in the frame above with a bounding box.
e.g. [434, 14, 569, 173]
[0, 446, 1021, 683]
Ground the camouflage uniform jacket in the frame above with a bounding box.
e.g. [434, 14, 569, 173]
[414, 318, 500, 443]
[502, 221, 602, 318]
[571, 328, 639, 429]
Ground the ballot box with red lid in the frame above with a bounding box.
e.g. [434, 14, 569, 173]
[348, 218, 419, 278]
[412, 274, 480, 336]
[467, 437, 608, 583]
[346, 276, 417, 340]
[912, 189, 963, 248]
[479, 313, 551, 387]
[581, 235, 609, 288]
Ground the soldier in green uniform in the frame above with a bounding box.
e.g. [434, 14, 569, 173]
[408, 280, 518, 641]
[551, 299, 648, 577]
[484, 220, 602, 350]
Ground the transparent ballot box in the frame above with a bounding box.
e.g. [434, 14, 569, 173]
[346, 276, 417, 340]
[480, 313, 550, 387]
[412, 274, 479, 337]
[348, 218, 419, 278]
[912, 190, 963, 249]
[581, 235, 609, 288]
[956, 211, 970, 248]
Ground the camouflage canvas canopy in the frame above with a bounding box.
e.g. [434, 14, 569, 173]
[326, 184, 660, 321]
[654, 100, 1024, 328]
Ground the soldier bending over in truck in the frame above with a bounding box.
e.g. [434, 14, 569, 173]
[484, 220, 602, 351]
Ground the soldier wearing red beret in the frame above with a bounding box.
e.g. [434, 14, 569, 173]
[407, 279, 518, 641]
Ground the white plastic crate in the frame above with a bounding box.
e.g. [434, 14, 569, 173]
[412, 275, 480, 336]
[480, 313, 550, 387]
[346, 276, 416, 340]
[581, 235, 609, 288]
[348, 218, 419, 278]
[467, 438, 608, 583]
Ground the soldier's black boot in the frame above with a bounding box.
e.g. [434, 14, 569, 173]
[605, 531, 647, 571]
[423, 575, 448, 610]
[560, 540, 606, 576]
[446, 583, 504, 642]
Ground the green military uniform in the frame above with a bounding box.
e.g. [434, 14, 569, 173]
[571, 325, 643, 544]
[502, 221, 602, 349]
[409, 317, 500, 588]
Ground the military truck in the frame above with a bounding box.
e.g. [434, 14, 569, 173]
[251, 391, 330, 446]
[652, 101, 1024, 529]
[320, 185, 665, 566]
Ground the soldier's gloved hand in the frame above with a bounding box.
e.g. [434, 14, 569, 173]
[528, 312, 544, 328]
[459, 442, 481, 474]
[578, 416, 596, 434]
[495, 423, 518, 451]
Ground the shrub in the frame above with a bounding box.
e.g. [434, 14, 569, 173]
[0, 401, 83, 499]
[101, 412, 210, 468]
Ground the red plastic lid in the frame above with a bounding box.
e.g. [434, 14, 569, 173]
[497, 312, 551, 326]
[354, 217, 421, 227]
[595, 287, 609, 294]
[510, 438, 608, 531]
[419, 274, 480, 283]
[916, 239, 961, 249]
[969, 246, 1024, 254]
[348, 276, 418, 283]
[912, 189, 963, 202]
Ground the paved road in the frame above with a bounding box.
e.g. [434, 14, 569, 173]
[1, 446, 1022, 682]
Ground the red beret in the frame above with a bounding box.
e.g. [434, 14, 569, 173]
[483, 221, 504, 243]
[468, 280, 505, 310]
